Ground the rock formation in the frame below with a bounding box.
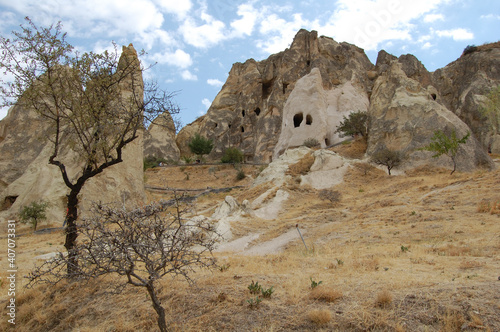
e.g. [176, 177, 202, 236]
[0, 44, 145, 224]
[143, 111, 180, 161]
[176, 29, 374, 163]
[166, 29, 497, 173]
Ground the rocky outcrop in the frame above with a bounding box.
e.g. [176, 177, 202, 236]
[176, 29, 374, 163]
[144, 111, 180, 161]
[0, 44, 145, 223]
[273, 68, 369, 158]
[432, 44, 500, 151]
[368, 60, 494, 172]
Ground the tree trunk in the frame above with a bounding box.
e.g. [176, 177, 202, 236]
[64, 187, 80, 276]
[146, 284, 169, 332]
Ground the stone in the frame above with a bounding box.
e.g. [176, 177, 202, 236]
[144, 111, 180, 161]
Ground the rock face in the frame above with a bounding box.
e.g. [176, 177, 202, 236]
[143, 111, 180, 161]
[368, 59, 494, 172]
[171, 30, 496, 173]
[431, 44, 500, 152]
[0, 44, 145, 223]
[176, 29, 374, 163]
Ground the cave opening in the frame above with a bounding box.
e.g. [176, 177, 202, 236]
[293, 113, 304, 128]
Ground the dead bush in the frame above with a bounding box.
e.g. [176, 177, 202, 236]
[375, 290, 393, 308]
[318, 190, 342, 203]
[307, 309, 332, 326]
[310, 286, 343, 303]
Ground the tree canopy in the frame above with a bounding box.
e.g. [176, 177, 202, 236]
[0, 18, 179, 274]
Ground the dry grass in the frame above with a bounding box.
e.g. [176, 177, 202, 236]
[2, 162, 500, 331]
[287, 152, 314, 176]
[307, 309, 332, 326]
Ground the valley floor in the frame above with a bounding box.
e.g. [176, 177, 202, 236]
[1, 155, 499, 331]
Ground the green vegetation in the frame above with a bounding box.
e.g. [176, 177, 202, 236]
[370, 148, 406, 175]
[420, 129, 470, 175]
[310, 277, 323, 289]
[143, 156, 169, 170]
[221, 147, 244, 164]
[188, 133, 213, 160]
[20, 200, 49, 231]
[335, 111, 368, 138]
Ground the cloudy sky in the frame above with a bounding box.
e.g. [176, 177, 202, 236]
[0, 0, 499, 126]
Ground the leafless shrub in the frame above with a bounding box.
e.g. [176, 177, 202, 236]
[318, 190, 342, 204]
[27, 195, 220, 332]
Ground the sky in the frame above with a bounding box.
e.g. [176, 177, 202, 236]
[0, 0, 499, 127]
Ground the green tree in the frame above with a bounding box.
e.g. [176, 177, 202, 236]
[188, 133, 213, 160]
[371, 149, 405, 175]
[420, 129, 470, 175]
[0, 18, 178, 275]
[335, 111, 368, 138]
[20, 200, 49, 231]
[221, 147, 244, 164]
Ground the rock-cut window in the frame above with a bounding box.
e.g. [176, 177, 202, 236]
[293, 113, 303, 128]
[306, 114, 313, 125]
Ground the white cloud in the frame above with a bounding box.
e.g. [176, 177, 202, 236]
[155, 0, 192, 18]
[317, 0, 449, 51]
[1, 0, 165, 39]
[181, 70, 198, 81]
[422, 42, 432, 49]
[207, 79, 224, 87]
[230, 3, 259, 37]
[201, 98, 211, 109]
[480, 14, 500, 20]
[179, 6, 226, 48]
[257, 13, 315, 54]
[436, 28, 474, 40]
[150, 49, 193, 68]
[424, 14, 444, 23]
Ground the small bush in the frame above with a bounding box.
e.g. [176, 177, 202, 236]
[236, 169, 246, 181]
[143, 156, 168, 170]
[248, 281, 262, 294]
[371, 148, 406, 175]
[308, 309, 332, 326]
[188, 133, 213, 160]
[318, 190, 342, 203]
[310, 277, 323, 289]
[310, 286, 343, 303]
[462, 45, 478, 56]
[181, 155, 194, 164]
[221, 147, 244, 164]
[261, 286, 274, 298]
[375, 290, 393, 308]
[303, 138, 320, 148]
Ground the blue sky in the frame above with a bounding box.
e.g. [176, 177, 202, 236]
[0, 0, 499, 127]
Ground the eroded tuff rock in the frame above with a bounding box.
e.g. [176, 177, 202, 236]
[0, 44, 145, 223]
[176, 29, 374, 163]
[144, 111, 180, 161]
[431, 43, 500, 152]
[368, 60, 494, 172]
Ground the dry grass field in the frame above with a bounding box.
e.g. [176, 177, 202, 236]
[1, 145, 499, 331]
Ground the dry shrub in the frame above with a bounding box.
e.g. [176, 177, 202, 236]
[287, 153, 314, 176]
[331, 137, 367, 159]
[459, 260, 484, 270]
[353, 257, 380, 271]
[318, 189, 342, 204]
[440, 309, 466, 332]
[375, 290, 393, 308]
[310, 286, 343, 303]
[308, 309, 332, 326]
[477, 199, 500, 214]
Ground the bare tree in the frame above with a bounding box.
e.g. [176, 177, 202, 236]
[0, 18, 179, 275]
[27, 195, 220, 332]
